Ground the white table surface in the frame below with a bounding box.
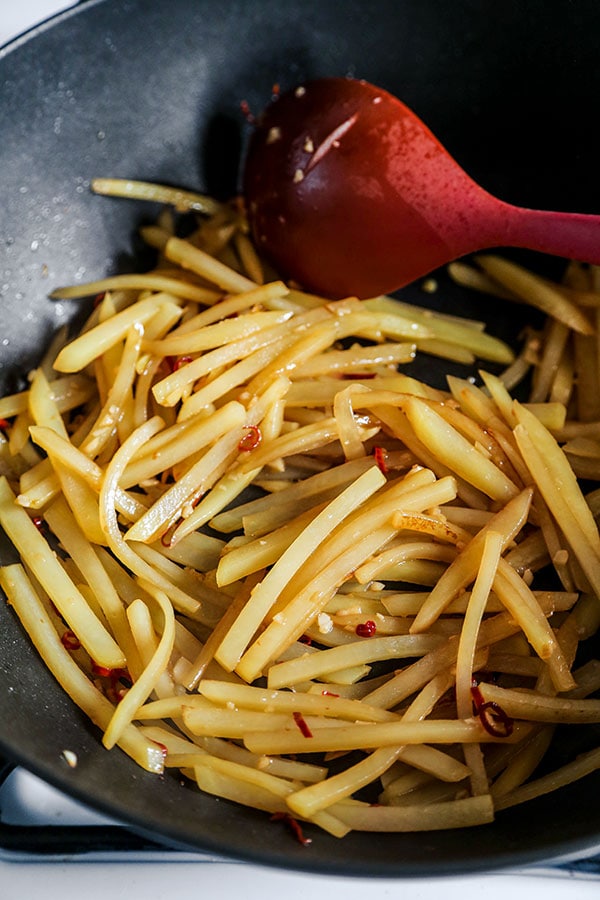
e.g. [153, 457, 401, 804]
[1, 3, 599, 898]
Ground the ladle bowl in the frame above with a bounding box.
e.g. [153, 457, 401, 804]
[244, 77, 600, 298]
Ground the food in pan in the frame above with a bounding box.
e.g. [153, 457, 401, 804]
[1, 177, 600, 838]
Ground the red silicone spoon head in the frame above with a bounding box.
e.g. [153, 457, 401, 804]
[244, 77, 494, 299]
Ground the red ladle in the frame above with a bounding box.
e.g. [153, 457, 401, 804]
[244, 77, 600, 299]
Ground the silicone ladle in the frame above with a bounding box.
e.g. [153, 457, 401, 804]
[244, 77, 600, 299]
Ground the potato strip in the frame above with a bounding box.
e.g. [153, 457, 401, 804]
[475, 254, 594, 335]
[243, 718, 522, 756]
[102, 584, 175, 749]
[0, 477, 125, 668]
[54, 294, 184, 372]
[214, 466, 385, 672]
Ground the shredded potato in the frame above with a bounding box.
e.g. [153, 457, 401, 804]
[2, 178, 600, 838]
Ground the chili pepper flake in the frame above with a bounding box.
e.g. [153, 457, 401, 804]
[355, 620, 377, 637]
[293, 711, 313, 738]
[61, 630, 81, 651]
[471, 680, 513, 738]
[373, 445, 388, 474]
[238, 424, 262, 452]
[91, 661, 130, 681]
[270, 812, 312, 846]
[173, 355, 193, 371]
[160, 518, 181, 547]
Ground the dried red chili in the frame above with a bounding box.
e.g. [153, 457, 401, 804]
[238, 424, 262, 452]
[160, 519, 181, 547]
[91, 661, 114, 678]
[91, 661, 130, 681]
[373, 445, 388, 474]
[60, 630, 81, 651]
[172, 355, 193, 371]
[270, 812, 312, 846]
[92, 662, 132, 703]
[470, 680, 485, 707]
[471, 680, 513, 738]
[355, 619, 377, 638]
[31, 515, 45, 532]
[0, 418, 10, 431]
[292, 711, 313, 738]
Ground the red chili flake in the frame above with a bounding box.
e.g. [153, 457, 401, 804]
[91, 661, 113, 678]
[321, 690, 339, 698]
[240, 99, 255, 123]
[93, 292, 106, 308]
[238, 424, 262, 452]
[293, 711, 313, 738]
[298, 634, 312, 645]
[477, 701, 514, 738]
[355, 620, 377, 638]
[0, 418, 10, 431]
[172, 355, 193, 371]
[61, 630, 81, 651]
[32, 515, 45, 532]
[91, 661, 130, 680]
[373, 446, 388, 474]
[160, 519, 180, 547]
[93, 663, 132, 702]
[470, 680, 514, 738]
[270, 812, 312, 846]
[470, 681, 486, 710]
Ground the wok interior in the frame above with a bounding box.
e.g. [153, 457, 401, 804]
[1, 0, 600, 876]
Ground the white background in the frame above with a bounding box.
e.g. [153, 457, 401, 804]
[1, 2, 599, 898]
[0, 0, 75, 47]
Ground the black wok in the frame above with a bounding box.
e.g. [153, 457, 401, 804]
[1, 0, 600, 877]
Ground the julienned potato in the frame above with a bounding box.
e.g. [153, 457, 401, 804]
[1, 177, 600, 837]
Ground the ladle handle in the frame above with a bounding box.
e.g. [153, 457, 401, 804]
[499, 204, 600, 266]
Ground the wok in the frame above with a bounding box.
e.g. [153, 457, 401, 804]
[1, 0, 600, 877]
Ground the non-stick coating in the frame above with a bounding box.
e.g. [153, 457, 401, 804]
[2, 0, 600, 877]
